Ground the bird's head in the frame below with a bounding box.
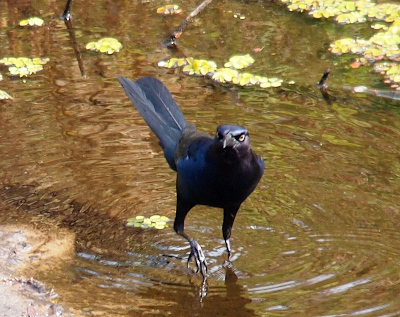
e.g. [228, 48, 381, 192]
[215, 124, 250, 157]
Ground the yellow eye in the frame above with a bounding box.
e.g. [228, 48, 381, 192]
[238, 134, 246, 142]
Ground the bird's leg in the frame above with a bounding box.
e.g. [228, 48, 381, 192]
[174, 199, 207, 279]
[222, 206, 240, 260]
[225, 239, 232, 259]
[176, 228, 208, 278]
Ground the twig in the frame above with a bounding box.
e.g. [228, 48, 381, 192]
[316, 68, 332, 105]
[162, 0, 215, 47]
[61, 0, 73, 20]
[316, 68, 330, 90]
[63, 18, 85, 76]
[60, 0, 85, 76]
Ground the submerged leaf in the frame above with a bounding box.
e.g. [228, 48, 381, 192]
[322, 134, 361, 147]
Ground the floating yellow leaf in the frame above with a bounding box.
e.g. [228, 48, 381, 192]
[235, 73, 257, 86]
[0, 56, 49, 77]
[85, 42, 97, 50]
[182, 58, 217, 76]
[371, 23, 388, 30]
[158, 58, 188, 68]
[157, 4, 182, 15]
[19, 17, 44, 27]
[86, 37, 122, 54]
[391, 74, 400, 83]
[224, 54, 255, 69]
[346, 1, 356, 12]
[154, 221, 167, 230]
[212, 68, 239, 83]
[156, 54, 282, 88]
[143, 218, 152, 225]
[269, 78, 284, 87]
[0, 90, 12, 100]
[14, 59, 25, 68]
[260, 82, 271, 88]
[126, 214, 170, 229]
[310, 10, 323, 18]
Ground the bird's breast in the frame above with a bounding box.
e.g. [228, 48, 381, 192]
[176, 152, 262, 208]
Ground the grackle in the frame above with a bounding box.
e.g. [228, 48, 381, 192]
[117, 76, 264, 279]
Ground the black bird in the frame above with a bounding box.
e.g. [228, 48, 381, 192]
[117, 76, 264, 278]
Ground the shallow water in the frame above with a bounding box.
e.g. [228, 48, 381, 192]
[1, 0, 400, 316]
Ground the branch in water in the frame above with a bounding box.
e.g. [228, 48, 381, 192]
[317, 69, 332, 105]
[162, 0, 215, 47]
[61, 0, 73, 20]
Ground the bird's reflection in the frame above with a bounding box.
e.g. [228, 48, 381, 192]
[132, 263, 255, 317]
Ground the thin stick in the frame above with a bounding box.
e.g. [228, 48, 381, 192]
[317, 68, 331, 89]
[64, 18, 85, 76]
[61, 0, 73, 20]
[162, 0, 215, 47]
[316, 69, 332, 105]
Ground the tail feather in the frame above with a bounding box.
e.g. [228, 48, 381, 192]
[117, 76, 187, 170]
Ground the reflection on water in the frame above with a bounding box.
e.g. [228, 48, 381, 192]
[1, 0, 400, 316]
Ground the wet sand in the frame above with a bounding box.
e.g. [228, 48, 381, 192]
[0, 222, 74, 316]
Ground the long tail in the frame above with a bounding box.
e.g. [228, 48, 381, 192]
[117, 76, 187, 170]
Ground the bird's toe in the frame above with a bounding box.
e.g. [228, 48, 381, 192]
[187, 239, 207, 278]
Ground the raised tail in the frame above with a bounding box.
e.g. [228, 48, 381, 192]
[117, 76, 187, 170]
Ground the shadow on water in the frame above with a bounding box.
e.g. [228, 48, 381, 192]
[2, 0, 400, 316]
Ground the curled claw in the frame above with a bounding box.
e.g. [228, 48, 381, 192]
[188, 239, 207, 279]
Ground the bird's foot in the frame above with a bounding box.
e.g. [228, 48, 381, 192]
[187, 239, 207, 279]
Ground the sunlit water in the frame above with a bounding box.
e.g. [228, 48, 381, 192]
[1, 0, 400, 316]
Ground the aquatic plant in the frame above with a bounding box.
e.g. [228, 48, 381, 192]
[19, 17, 44, 27]
[0, 57, 49, 77]
[157, 4, 182, 15]
[158, 54, 284, 88]
[0, 90, 12, 100]
[126, 215, 170, 230]
[86, 38, 122, 54]
[280, 0, 400, 87]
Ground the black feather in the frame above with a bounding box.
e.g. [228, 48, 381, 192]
[117, 76, 187, 170]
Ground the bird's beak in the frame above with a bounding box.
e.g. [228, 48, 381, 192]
[222, 134, 236, 148]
